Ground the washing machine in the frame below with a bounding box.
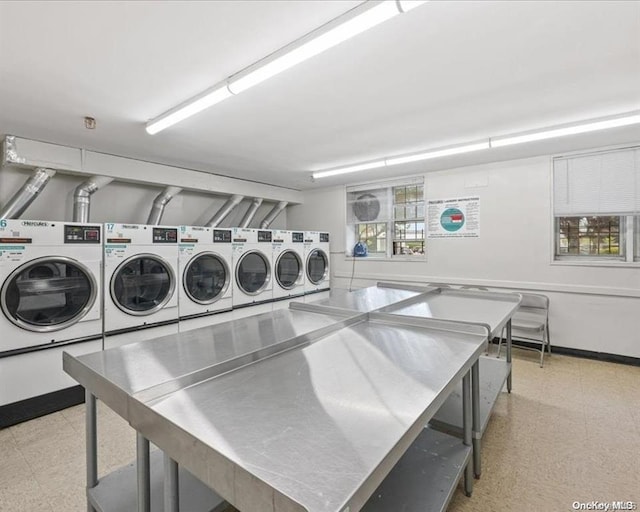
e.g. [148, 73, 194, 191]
[232, 227, 274, 308]
[272, 229, 305, 304]
[178, 226, 233, 332]
[0, 220, 102, 419]
[103, 223, 179, 349]
[304, 231, 331, 294]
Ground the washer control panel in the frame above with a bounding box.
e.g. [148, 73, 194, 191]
[64, 224, 101, 244]
[213, 229, 232, 243]
[258, 230, 272, 243]
[152, 227, 178, 244]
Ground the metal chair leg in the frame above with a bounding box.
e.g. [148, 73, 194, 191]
[546, 322, 552, 355]
[539, 343, 544, 367]
[539, 328, 546, 368]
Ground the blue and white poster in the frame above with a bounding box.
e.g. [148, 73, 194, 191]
[427, 197, 480, 238]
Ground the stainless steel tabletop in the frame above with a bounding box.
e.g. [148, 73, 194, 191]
[294, 285, 426, 314]
[377, 285, 521, 337]
[127, 318, 487, 512]
[63, 308, 353, 418]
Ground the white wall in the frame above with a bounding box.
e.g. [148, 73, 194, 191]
[288, 155, 640, 358]
[0, 165, 287, 228]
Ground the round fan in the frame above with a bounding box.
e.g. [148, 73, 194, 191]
[352, 193, 381, 222]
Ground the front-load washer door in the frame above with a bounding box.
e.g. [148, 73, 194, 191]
[275, 250, 302, 290]
[306, 249, 329, 285]
[1, 256, 97, 332]
[236, 250, 271, 295]
[111, 254, 176, 316]
[184, 252, 230, 304]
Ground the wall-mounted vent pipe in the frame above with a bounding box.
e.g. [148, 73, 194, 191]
[73, 176, 114, 223]
[147, 186, 183, 225]
[0, 167, 56, 219]
[206, 194, 244, 227]
[239, 197, 263, 228]
[259, 201, 288, 229]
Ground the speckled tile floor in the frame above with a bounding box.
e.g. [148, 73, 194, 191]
[0, 349, 639, 512]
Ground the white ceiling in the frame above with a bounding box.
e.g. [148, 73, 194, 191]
[1, 0, 639, 190]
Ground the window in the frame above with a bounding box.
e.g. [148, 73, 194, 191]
[553, 147, 639, 264]
[393, 184, 425, 256]
[356, 222, 387, 255]
[346, 177, 425, 259]
[556, 216, 622, 257]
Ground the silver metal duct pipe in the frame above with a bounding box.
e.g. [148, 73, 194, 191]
[146, 186, 183, 225]
[239, 197, 263, 228]
[259, 201, 288, 229]
[0, 167, 56, 219]
[73, 176, 114, 223]
[206, 194, 244, 227]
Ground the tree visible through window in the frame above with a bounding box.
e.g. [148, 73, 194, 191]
[557, 216, 622, 256]
[355, 222, 387, 255]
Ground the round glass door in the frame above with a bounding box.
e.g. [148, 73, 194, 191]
[276, 250, 302, 290]
[306, 249, 328, 285]
[1, 257, 97, 332]
[111, 254, 175, 316]
[184, 252, 229, 304]
[236, 251, 270, 295]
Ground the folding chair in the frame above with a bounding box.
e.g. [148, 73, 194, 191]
[498, 293, 550, 367]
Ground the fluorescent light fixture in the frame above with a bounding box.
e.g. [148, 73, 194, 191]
[312, 160, 387, 179]
[147, 1, 430, 134]
[386, 141, 490, 166]
[491, 113, 640, 148]
[397, 1, 429, 13]
[146, 85, 232, 135]
[312, 141, 489, 179]
[229, 2, 400, 95]
[311, 111, 640, 179]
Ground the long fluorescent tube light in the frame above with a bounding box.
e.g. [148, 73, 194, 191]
[313, 160, 387, 179]
[386, 142, 490, 166]
[146, 1, 429, 134]
[146, 86, 232, 135]
[312, 111, 640, 179]
[311, 142, 489, 179]
[491, 113, 640, 148]
[228, 2, 400, 95]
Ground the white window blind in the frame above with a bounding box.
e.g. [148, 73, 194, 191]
[553, 147, 640, 216]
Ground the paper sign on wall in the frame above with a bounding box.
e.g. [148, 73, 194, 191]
[427, 197, 480, 238]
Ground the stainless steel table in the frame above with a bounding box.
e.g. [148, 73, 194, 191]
[64, 308, 355, 512]
[64, 306, 488, 512]
[292, 283, 522, 479]
[375, 283, 521, 479]
[301, 285, 429, 313]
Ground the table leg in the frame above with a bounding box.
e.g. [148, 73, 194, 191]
[471, 360, 481, 479]
[164, 453, 180, 512]
[137, 433, 150, 512]
[506, 319, 513, 393]
[462, 370, 473, 497]
[85, 390, 97, 512]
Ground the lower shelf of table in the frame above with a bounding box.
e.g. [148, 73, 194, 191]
[430, 356, 511, 437]
[87, 449, 226, 512]
[362, 427, 471, 512]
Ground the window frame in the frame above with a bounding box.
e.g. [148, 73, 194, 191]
[550, 146, 640, 267]
[345, 176, 426, 261]
[554, 215, 625, 261]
